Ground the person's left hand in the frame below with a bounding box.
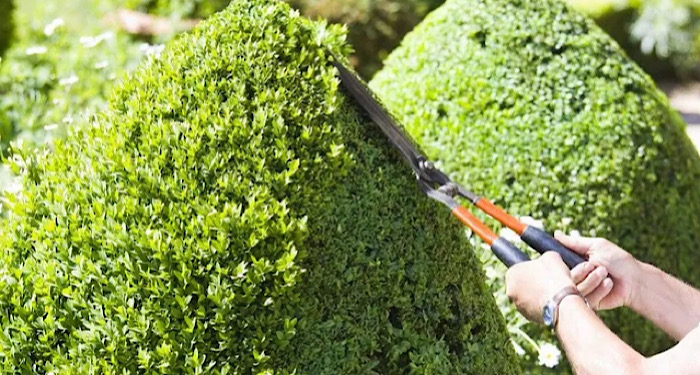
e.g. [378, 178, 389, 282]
[506, 252, 576, 323]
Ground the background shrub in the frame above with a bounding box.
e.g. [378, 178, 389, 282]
[0, 0, 13, 58]
[0, 0, 519, 373]
[121, 0, 231, 19]
[371, 0, 700, 371]
[123, 0, 445, 78]
[566, 0, 700, 78]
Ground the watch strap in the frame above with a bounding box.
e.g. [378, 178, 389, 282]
[552, 286, 582, 306]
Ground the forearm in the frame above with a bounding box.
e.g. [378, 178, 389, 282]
[557, 297, 644, 375]
[629, 261, 700, 340]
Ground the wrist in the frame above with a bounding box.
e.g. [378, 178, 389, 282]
[555, 295, 590, 334]
[626, 260, 651, 309]
[543, 284, 582, 328]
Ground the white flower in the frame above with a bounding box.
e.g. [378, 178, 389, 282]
[62, 115, 73, 124]
[499, 227, 521, 244]
[511, 341, 526, 356]
[569, 230, 581, 238]
[25, 46, 48, 56]
[139, 43, 165, 57]
[561, 217, 572, 226]
[44, 123, 59, 131]
[44, 18, 65, 36]
[520, 216, 545, 230]
[94, 60, 109, 70]
[538, 342, 561, 368]
[79, 32, 113, 48]
[59, 75, 79, 86]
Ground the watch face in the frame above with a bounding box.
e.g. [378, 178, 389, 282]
[542, 301, 556, 327]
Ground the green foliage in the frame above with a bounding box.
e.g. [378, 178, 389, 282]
[287, 0, 445, 77]
[124, 0, 445, 78]
[0, 0, 13, 58]
[371, 0, 700, 370]
[567, 0, 700, 77]
[0, 0, 520, 373]
[122, 0, 231, 19]
[0, 0, 145, 153]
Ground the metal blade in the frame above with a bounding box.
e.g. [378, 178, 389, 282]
[332, 61, 426, 177]
[331, 60, 480, 204]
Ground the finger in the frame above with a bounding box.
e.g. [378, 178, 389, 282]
[585, 277, 614, 310]
[571, 262, 594, 284]
[576, 266, 608, 296]
[554, 230, 597, 256]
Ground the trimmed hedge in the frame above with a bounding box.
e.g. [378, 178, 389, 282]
[0, 0, 519, 373]
[287, 0, 444, 77]
[0, 0, 13, 58]
[371, 0, 700, 359]
[124, 0, 444, 78]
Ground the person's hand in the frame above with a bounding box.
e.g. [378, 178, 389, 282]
[505, 252, 575, 323]
[555, 231, 641, 311]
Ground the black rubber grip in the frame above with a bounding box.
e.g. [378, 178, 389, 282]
[521, 226, 586, 269]
[491, 237, 530, 268]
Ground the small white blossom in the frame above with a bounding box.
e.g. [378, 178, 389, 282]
[512, 341, 526, 356]
[3, 180, 23, 195]
[59, 75, 79, 86]
[139, 43, 165, 57]
[94, 60, 109, 69]
[62, 115, 73, 124]
[44, 123, 59, 131]
[499, 227, 521, 244]
[538, 342, 561, 368]
[520, 216, 545, 230]
[25, 46, 48, 55]
[561, 217, 573, 226]
[44, 18, 65, 36]
[79, 32, 113, 48]
[570, 230, 581, 238]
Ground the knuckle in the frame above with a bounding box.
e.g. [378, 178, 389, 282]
[542, 251, 562, 262]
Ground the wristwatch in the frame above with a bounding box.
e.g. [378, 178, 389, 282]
[542, 285, 586, 329]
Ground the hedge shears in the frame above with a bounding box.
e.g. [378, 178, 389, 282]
[332, 61, 585, 269]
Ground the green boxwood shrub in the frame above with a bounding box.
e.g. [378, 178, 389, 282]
[371, 0, 700, 362]
[124, 0, 445, 78]
[0, 0, 519, 373]
[287, 0, 445, 77]
[0, 0, 13, 58]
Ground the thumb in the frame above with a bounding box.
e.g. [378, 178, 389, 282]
[555, 230, 595, 257]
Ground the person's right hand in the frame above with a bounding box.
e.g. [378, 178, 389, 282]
[555, 231, 642, 311]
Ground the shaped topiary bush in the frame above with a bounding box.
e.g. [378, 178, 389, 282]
[371, 0, 700, 360]
[0, 0, 519, 373]
[0, 0, 13, 58]
[124, 0, 445, 78]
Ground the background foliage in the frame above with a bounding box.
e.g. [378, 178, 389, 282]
[0, 0, 519, 373]
[567, 0, 700, 78]
[0, 0, 14, 58]
[371, 0, 700, 373]
[124, 0, 445, 78]
[0, 0, 146, 158]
